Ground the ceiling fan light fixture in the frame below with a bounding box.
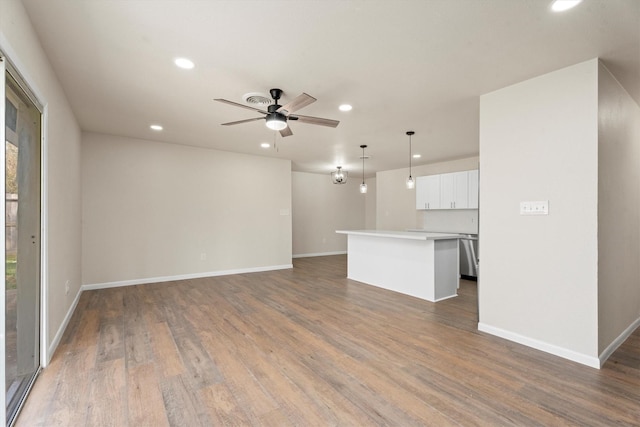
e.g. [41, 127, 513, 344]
[265, 114, 287, 131]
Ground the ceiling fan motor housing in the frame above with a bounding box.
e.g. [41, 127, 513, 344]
[269, 88, 283, 102]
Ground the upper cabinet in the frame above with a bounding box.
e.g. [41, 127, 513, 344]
[416, 169, 478, 210]
[416, 175, 441, 210]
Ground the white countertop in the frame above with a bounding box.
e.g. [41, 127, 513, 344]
[335, 230, 462, 240]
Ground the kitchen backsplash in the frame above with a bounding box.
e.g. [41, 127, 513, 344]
[418, 209, 479, 234]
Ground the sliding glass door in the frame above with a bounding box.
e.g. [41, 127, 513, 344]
[4, 62, 42, 425]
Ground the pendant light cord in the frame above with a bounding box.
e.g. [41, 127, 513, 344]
[408, 133, 412, 178]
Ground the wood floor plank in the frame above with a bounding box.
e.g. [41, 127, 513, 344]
[198, 383, 253, 426]
[160, 374, 210, 426]
[147, 320, 184, 378]
[15, 255, 640, 426]
[44, 345, 96, 426]
[95, 318, 124, 363]
[127, 363, 170, 427]
[123, 286, 154, 367]
[86, 358, 127, 427]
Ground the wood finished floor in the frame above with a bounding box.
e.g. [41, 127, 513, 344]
[16, 255, 640, 426]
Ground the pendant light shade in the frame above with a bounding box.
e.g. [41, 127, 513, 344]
[360, 145, 368, 194]
[406, 131, 415, 189]
[331, 166, 348, 184]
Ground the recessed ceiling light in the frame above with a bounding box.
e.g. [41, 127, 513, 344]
[260, 142, 270, 148]
[413, 154, 421, 159]
[550, 0, 582, 12]
[339, 104, 352, 112]
[150, 124, 163, 131]
[174, 57, 195, 69]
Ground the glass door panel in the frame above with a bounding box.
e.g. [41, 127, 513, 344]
[5, 69, 41, 425]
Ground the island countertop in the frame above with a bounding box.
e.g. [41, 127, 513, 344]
[336, 230, 462, 241]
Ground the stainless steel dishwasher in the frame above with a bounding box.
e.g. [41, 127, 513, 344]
[459, 234, 478, 280]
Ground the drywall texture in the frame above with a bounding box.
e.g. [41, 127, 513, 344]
[365, 177, 377, 229]
[1, 0, 83, 363]
[597, 62, 640, 353]
[292, 172, 365, 256]
[376, 157, 478, 232]
[82, 133, 292, 285]
[479, 59, 599, 361]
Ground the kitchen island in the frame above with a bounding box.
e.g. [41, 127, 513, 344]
[335, 230, 461, 302]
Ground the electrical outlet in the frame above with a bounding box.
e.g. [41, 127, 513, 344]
[64, 280, 70, 295]
[200, 253, 207, 261]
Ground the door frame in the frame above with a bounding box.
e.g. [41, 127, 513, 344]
[0, 41, 49, 425]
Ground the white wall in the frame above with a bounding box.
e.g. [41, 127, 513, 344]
[597, 62, 640, 355]
[365, 177, 377, 230]
[292, 172, 365, 257]
[82, 132, 292, 286]
[479, 59, 600, 365]
[376, 157, 479, 232]
[1, 0, 83, 364]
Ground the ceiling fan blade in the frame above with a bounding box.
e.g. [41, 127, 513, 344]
[277, 93, 316, 114]
[221, 117, 264, 126]
[292, 114, 340, 128]
[279, 126, 293, 137]
[214, 98, 268, 114]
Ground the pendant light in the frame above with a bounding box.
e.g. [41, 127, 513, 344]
[331, 166, 348, 184]
[360, 145, 368, 194]
[406, 131, 415, 189]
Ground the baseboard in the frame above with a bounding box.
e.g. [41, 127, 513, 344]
[82, 263, 293, 291]
[292, 251, 347, 259]
[599, 316, 640, 367]
[47, 286, 83, 364]
[478, 322, 601, 369]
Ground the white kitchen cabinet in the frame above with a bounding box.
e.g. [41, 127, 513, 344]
[440, 171, 469, 209]
[416, 175, 441, 210]
[468, 169, 479, 209]
[416, 169, 478, 210]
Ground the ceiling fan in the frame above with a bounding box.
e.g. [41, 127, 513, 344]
[214, 88, 339, 137]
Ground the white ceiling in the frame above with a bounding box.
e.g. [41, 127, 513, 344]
[21, 0, 640, 177]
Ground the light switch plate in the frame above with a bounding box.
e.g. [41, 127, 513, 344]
[520, 200, 549, 215]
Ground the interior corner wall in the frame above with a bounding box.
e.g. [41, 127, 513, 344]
[375, 157, 478, 232]
[292, 171, 365, 257]
[365, 177, 376, 229]
[1, 0, 83, 363]
[82, 132, 292, 286]
[478, 59, 600, 365]
[597, 61, 640, 356]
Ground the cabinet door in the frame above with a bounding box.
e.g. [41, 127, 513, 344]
[440, 173, 456, 209]
[416, 176, 428, 209]
[425, 175, 441, 209]
[441, 171, 470, 209]
[468, 169, 479, 209]
[416, 175, 440, 209]
[453, 171, 469, 209]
